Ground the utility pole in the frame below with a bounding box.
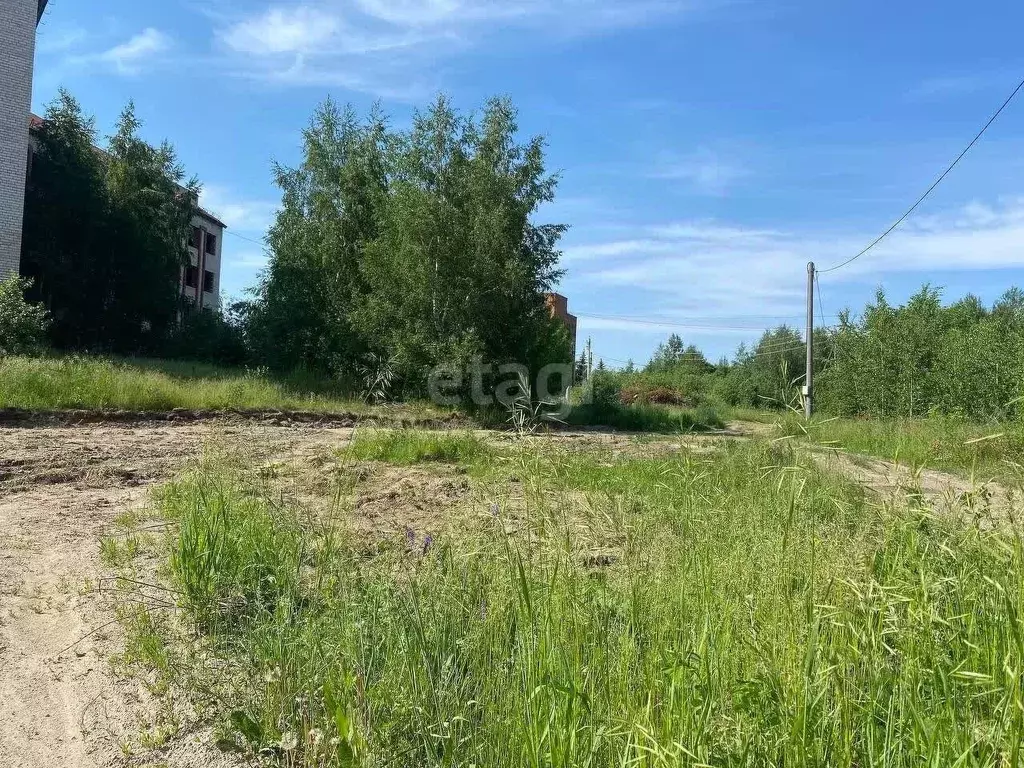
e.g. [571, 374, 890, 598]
[586, 337, 593, 379]
[805, 262, 815, 419]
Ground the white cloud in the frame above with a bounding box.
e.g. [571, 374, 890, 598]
[36, 28, 87, 54]
[229, 250, 272, 270]
[563, 199, 1024, 324]
[216, 0, 701, 96]
[95, 28, 171, 74]
[222, 7, 342, 54]
[652, 147, 749, 195]
[354, 0, 463, 26]
[199, 185, 278, 235]
[909, 73, 1016, 100]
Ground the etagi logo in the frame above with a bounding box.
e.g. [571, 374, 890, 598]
[426, 357, 583, 421]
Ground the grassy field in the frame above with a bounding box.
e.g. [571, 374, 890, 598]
[768, 410, 1024, 481]
[110, 428, 1024, 766]
[0, 355, 730, 435]
[0, 355, 444, 416]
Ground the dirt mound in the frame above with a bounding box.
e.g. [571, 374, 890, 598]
[0, 406, 468, 431]
[349, 464, 472, 544]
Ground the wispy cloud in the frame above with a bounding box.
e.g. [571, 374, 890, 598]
[651, 147, 750, 196]
[69, 28, 172, 75]
[909, 72, 1020, 101]
[564, 198, 1024, 323]
[222, 7, 343, 54]
[215, 1, 700, 96]
[199, 185, 278, 235]
[36, 28, 88, 54]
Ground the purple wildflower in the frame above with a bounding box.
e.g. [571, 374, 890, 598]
[490, 502, 500, 517]
[405, 527, 416, 548]
[422, 534, 434, 556]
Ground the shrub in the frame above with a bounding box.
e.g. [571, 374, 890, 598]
[619, 383, 691, 407]
[0, 276, 49, 357]
[162, 305, 248, 366]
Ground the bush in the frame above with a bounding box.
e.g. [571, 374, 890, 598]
[568, 372, 724, 432]
[619, 383, 692, 407]
[0, 276, 49, 356]
[162, 305, 248, 366]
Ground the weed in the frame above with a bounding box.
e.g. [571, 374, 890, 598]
[345, 429, 492, 465]
[0, 354, 452, 417]
[128, 434, 1024, 766]
[100, 534, 141, 568]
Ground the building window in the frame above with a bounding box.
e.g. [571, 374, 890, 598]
[205, 233, 217, 256]
[203, 270, 215, 294]
[190, 226, 202, 250]
[184, 266, 198, 288]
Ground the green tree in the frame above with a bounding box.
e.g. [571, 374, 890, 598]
[0, 276, 49, 356]
[21, 92, 197, 353]
[574, 350, 589, 383]
[21, 90, 109, 348]
[352, 95, 565, 393]
[104, 102, 198, 350]
[246, 100, 387, 373]
[251, 95, 568, 396]
[818, 284, 1024, 418]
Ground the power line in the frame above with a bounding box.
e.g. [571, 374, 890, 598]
[815, 273, 826, 330]
[226, 230, 268, 247]
[576, 311, 839, 332]
[819, 73, 1024, 274]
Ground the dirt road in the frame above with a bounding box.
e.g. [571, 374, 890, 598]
[0, 419, 1002, 766]
[0, 421, 354, 767]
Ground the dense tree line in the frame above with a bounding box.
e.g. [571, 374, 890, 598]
[21, 90, 200, 353]
[242, 96, 572, 397]
[818, 286, 1024, 418]
[609, 286, 1024, 420]
[11, 91, 570, 392]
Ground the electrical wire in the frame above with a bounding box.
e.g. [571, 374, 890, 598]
[815, 273, 826, 330]
[225, 229, 267, 247]
[819, 73, 1024, 274]
[576, 311, 838, 332]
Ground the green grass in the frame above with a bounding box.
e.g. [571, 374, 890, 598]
[123, 433, 1024, 766]
[773, 412, 1024, 481]
[345, 429, 493, 465]
[567, 400, 725, 433]
[0, 355, 448, 417]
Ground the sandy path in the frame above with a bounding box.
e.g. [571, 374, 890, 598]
[0, 422, 353, 767]
[810, 447, 1018, 526]
[1, 417, 1010, 766]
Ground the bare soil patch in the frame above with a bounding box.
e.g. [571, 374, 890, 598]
[810, 448, 1018, 526]
[348, 463, 473, 544]
[0, 421, 355, 767]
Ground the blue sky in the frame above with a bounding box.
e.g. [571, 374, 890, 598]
[31, 0, 1024, 367]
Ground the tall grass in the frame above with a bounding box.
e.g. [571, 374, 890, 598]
[567, 401, 725, 433]
[0, 355, 443, 415]
[775, 412, 1024, 480]
[133, 436, 1024, 766]
[345, 429, 492, 465]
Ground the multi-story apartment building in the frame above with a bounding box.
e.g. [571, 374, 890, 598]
[0, 0, 46, 278]
[184, 211, 226, 310]
[26, 115, 229, 311]
[6, 1, 227, 309]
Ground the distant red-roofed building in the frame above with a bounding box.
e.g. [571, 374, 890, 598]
[545, 292, 578, 359]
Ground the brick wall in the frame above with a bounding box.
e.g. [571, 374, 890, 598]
[0, 0, 37, 279]
[545, 292, 579, 359]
